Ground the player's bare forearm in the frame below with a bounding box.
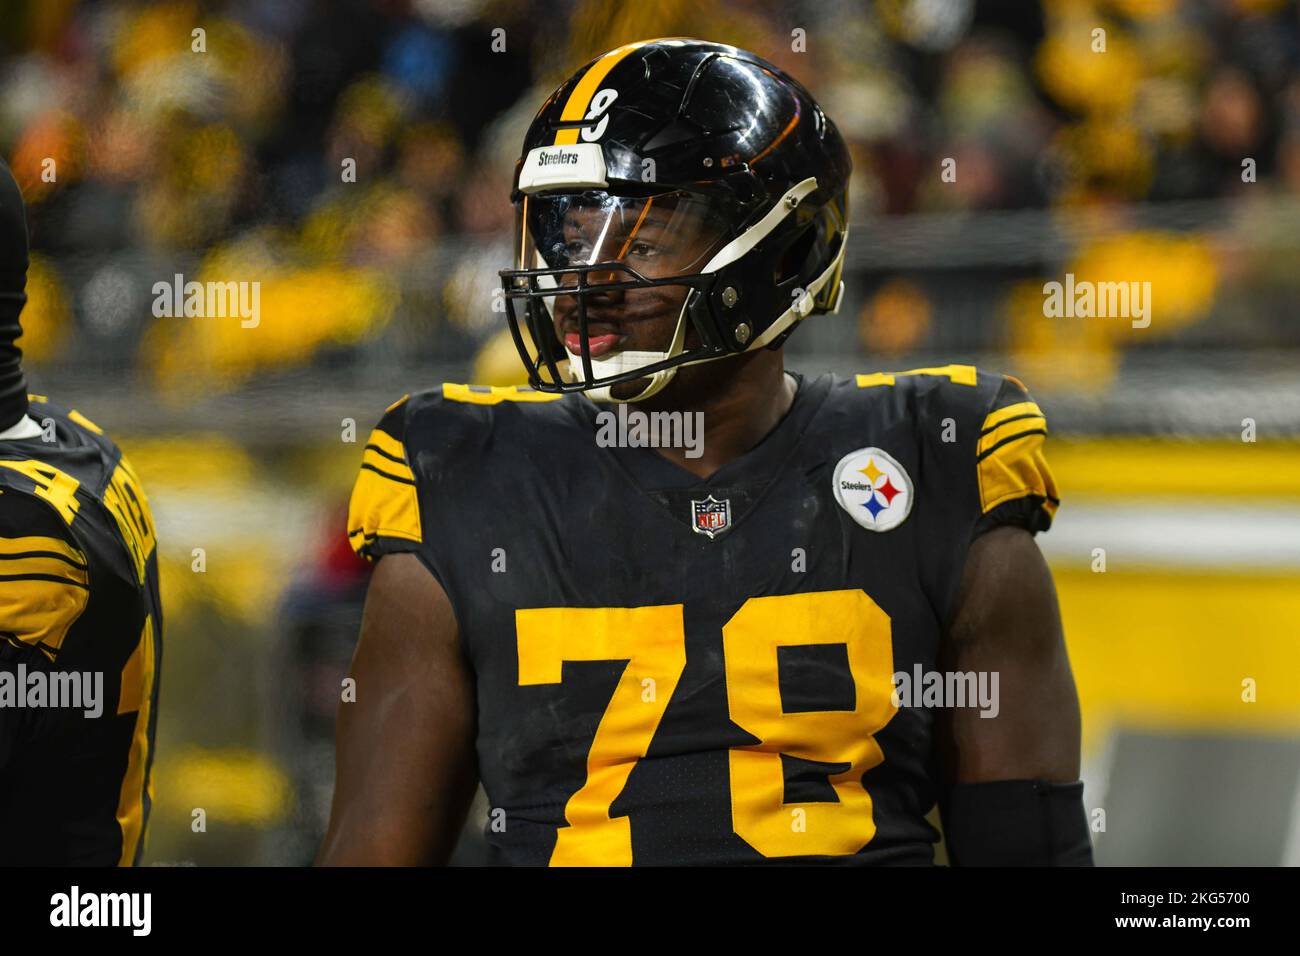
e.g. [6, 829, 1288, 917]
[936, 525, 1081, 781]
[933, 525, 1092, 865]
[316, 553, 478, 866]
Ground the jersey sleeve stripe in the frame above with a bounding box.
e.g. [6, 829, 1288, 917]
[981, 400, 1044, 434]
[0, 535, 88, 570]
[366, 429, 409, 463]
[978, 412, 1043, 436]
[358, 461, 416, 486]
[977, 431, 1060, 516]
[977, 421, 1047, 460]
[0, 570, 90, 589]
[348, 424, 424, 557]
[361, 450, 414, 483]
[363, 442, 406, 466]
[0, 566, 91, 660]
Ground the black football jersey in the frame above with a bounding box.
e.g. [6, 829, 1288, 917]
[0, 396, 162, 866]
[348, 365, 1058, 865]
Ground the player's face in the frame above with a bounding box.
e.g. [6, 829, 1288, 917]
[544, 194, 728, 389]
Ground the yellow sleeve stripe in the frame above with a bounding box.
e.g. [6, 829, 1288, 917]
[978, 431, 1060, 517]
[981, 400, 1044, 434]
[855, 364, 979, 388]
[0, 534, 87, 567]
[0, 546, 91, 659]
[0, 561, 90, 585]
[358, 463, 414, 489]
[347, 451, 423, 555]
[978, 416, 1048, 458]
[366, 428, 407, 464]
[442, 383, 562, 405]
[362, 444, 414, 484]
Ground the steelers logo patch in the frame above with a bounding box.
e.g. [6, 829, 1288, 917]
[832, 447, 914, 532]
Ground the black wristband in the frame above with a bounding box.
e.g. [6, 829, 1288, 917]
[939, 779, 1095, 866]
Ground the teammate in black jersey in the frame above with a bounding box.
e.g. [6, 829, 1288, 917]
[0, 159, 163, 865]
[321, 39, 1092, 866]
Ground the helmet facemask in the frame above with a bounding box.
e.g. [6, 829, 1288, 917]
[500, 172, 849, 404]
[502, 188, 739, 402]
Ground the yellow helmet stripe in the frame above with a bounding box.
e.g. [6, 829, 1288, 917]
[552, 39, 673, 146]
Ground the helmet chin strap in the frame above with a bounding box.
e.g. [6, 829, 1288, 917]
[576, 297, 690, 403]
[529, 262, 678, 403]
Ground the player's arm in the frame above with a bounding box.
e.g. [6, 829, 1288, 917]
[929, 372, 1091, 865]
[935, 530, 1086, 868]
[316, 552, 478, 866]
[933, 524, 1092, 865]
[939, 525, 1080, 781]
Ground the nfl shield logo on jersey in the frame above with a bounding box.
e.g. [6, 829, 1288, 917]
[690, 495, 732, 538]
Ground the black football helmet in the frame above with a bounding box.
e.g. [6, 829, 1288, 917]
[500, 38, 851, 402]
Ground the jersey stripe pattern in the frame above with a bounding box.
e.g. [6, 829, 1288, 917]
[0, 397, 163, 866]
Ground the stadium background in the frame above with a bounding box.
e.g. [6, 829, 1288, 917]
[2, 0, 1298, 865]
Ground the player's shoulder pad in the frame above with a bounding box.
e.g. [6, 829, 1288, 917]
[25, 393, 122, 453]
[434, 382, 566, 408]
[851, 363, 996, 438]
[403, 381, 568, 468]
[347, 384, 565, 560]
[0, 485, 90, 661]
[17, 394, 129, 494]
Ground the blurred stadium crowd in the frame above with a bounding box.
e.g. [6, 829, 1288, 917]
[3, 0, 1300, 397]
[2, 0, 1298, 866]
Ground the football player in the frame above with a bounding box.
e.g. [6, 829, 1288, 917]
[0, 159, 163, 865]
[321, 39, 1092, 866]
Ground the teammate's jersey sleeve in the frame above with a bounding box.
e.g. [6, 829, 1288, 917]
[0, 488, 89, 663]
[0, 400, 163, 866]
[970, 374, 1059, 538]
[0, 489, 90, 779]
[347, 395, 424, 562]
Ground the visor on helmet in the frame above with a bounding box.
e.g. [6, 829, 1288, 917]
[501, 188, 738, 398]
[517, 189, 729, 278]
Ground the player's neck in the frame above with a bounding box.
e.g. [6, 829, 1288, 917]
[633, 350, 796, 480]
